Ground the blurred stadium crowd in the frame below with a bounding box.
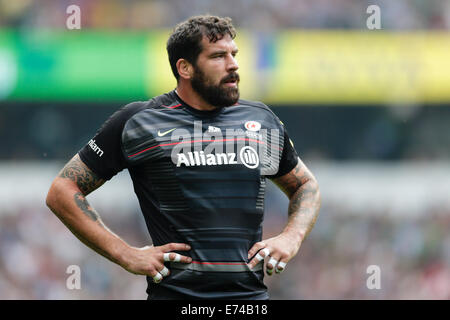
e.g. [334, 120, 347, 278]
[1, 0, 450, 30]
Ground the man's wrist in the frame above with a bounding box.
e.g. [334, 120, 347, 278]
[112, 242, 134, 269]
[282, 227, 304, 247]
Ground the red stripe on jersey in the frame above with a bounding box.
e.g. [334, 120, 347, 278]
[128, 137, 268, 158]
[191, 261, 246, 265]
[162, 103, 182, 109]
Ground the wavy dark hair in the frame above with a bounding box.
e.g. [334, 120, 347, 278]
[166, 15, 237, 81]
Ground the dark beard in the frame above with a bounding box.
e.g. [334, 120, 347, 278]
[191, 67, 240, 108]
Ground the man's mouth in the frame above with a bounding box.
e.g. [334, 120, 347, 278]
[222, 75, 239, 87]
[223, 79, 238, 87]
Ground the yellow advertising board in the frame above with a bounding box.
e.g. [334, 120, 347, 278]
[148, 31, 450, 104]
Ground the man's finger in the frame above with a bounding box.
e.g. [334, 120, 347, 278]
[247, 241, 266, 260]
[163, 252, 192, 263]
[164, 252, 180, 262]
[151, 271, 163, 283]
[253, 248, 270, 263]
[266, 257, 279, 276]
[275, 261, 287, 273]
[267, 257, 279, 269]
[159, 266, 170, 277]
[159, 243, 191, 252]
[248, 247, 270, 269]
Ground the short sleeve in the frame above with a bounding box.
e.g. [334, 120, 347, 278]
[78, 102, 146, 180]
[267, 126, 299, 179]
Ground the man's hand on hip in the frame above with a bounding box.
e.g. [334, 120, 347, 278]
[247, 233, 301, 276]
[120, 243, 192, 283]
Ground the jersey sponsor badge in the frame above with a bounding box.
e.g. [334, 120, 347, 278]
[239, 146, 259, 169]
[88, 139, 104, 157]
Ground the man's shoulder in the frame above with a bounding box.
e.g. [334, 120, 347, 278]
[238, 98, 268, 109]
[120, 100, 150, 114]
[238, 98, 274, 113]
[237, 98, 281, 120]
[119, 91, 177, 119]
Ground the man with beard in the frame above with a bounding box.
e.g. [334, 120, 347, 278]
[46, 15, 321, 300]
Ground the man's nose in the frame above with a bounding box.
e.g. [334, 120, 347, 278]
[226, 54, 239, 72]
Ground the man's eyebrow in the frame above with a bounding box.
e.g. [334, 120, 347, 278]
[208, 50, 227, 56]
[208, 49, 239, 57]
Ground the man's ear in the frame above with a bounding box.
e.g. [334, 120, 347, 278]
[176, 59, 193, 80]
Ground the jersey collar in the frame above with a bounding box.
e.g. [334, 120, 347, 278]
[171, 90, 225, 118]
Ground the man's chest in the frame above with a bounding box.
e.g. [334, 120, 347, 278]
[123, 114, 283, 177]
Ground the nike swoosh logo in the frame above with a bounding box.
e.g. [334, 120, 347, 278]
[157, 128, 176, 137]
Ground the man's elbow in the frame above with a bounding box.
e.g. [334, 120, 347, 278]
[311, 178, 321, 208]
[46, 180, 59, 212]
[46, 178, 72, 213]
[312, 177, 320, 194]
[305, 176, 321, 204]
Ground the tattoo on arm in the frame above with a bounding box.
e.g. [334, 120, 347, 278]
[272, 158, 321, 241]
[58, 154, 105, 195]
[74, 192, 99, 221]
[57, 154, 106, 226]
[274, 161, 309, 197]
[50, 155, 122, 263]
[73, 191, 106, 229]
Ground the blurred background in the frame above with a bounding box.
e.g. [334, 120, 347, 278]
[1, 0, 449, 299]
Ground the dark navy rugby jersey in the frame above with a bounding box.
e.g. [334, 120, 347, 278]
[78, 90, 299, 300]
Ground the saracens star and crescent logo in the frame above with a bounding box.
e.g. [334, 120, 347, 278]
[244, 121, 261, 132]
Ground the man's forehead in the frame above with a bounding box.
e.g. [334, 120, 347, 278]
[200, 34, 238, 53]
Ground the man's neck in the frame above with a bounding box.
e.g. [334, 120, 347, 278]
[175, 83, 217, 111]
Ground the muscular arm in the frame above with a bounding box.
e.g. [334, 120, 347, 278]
[46, 154, 131, 266]
[46, 154, 192, 278]
[272, 157, 321, 245]
[248, 157, 321, 271]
